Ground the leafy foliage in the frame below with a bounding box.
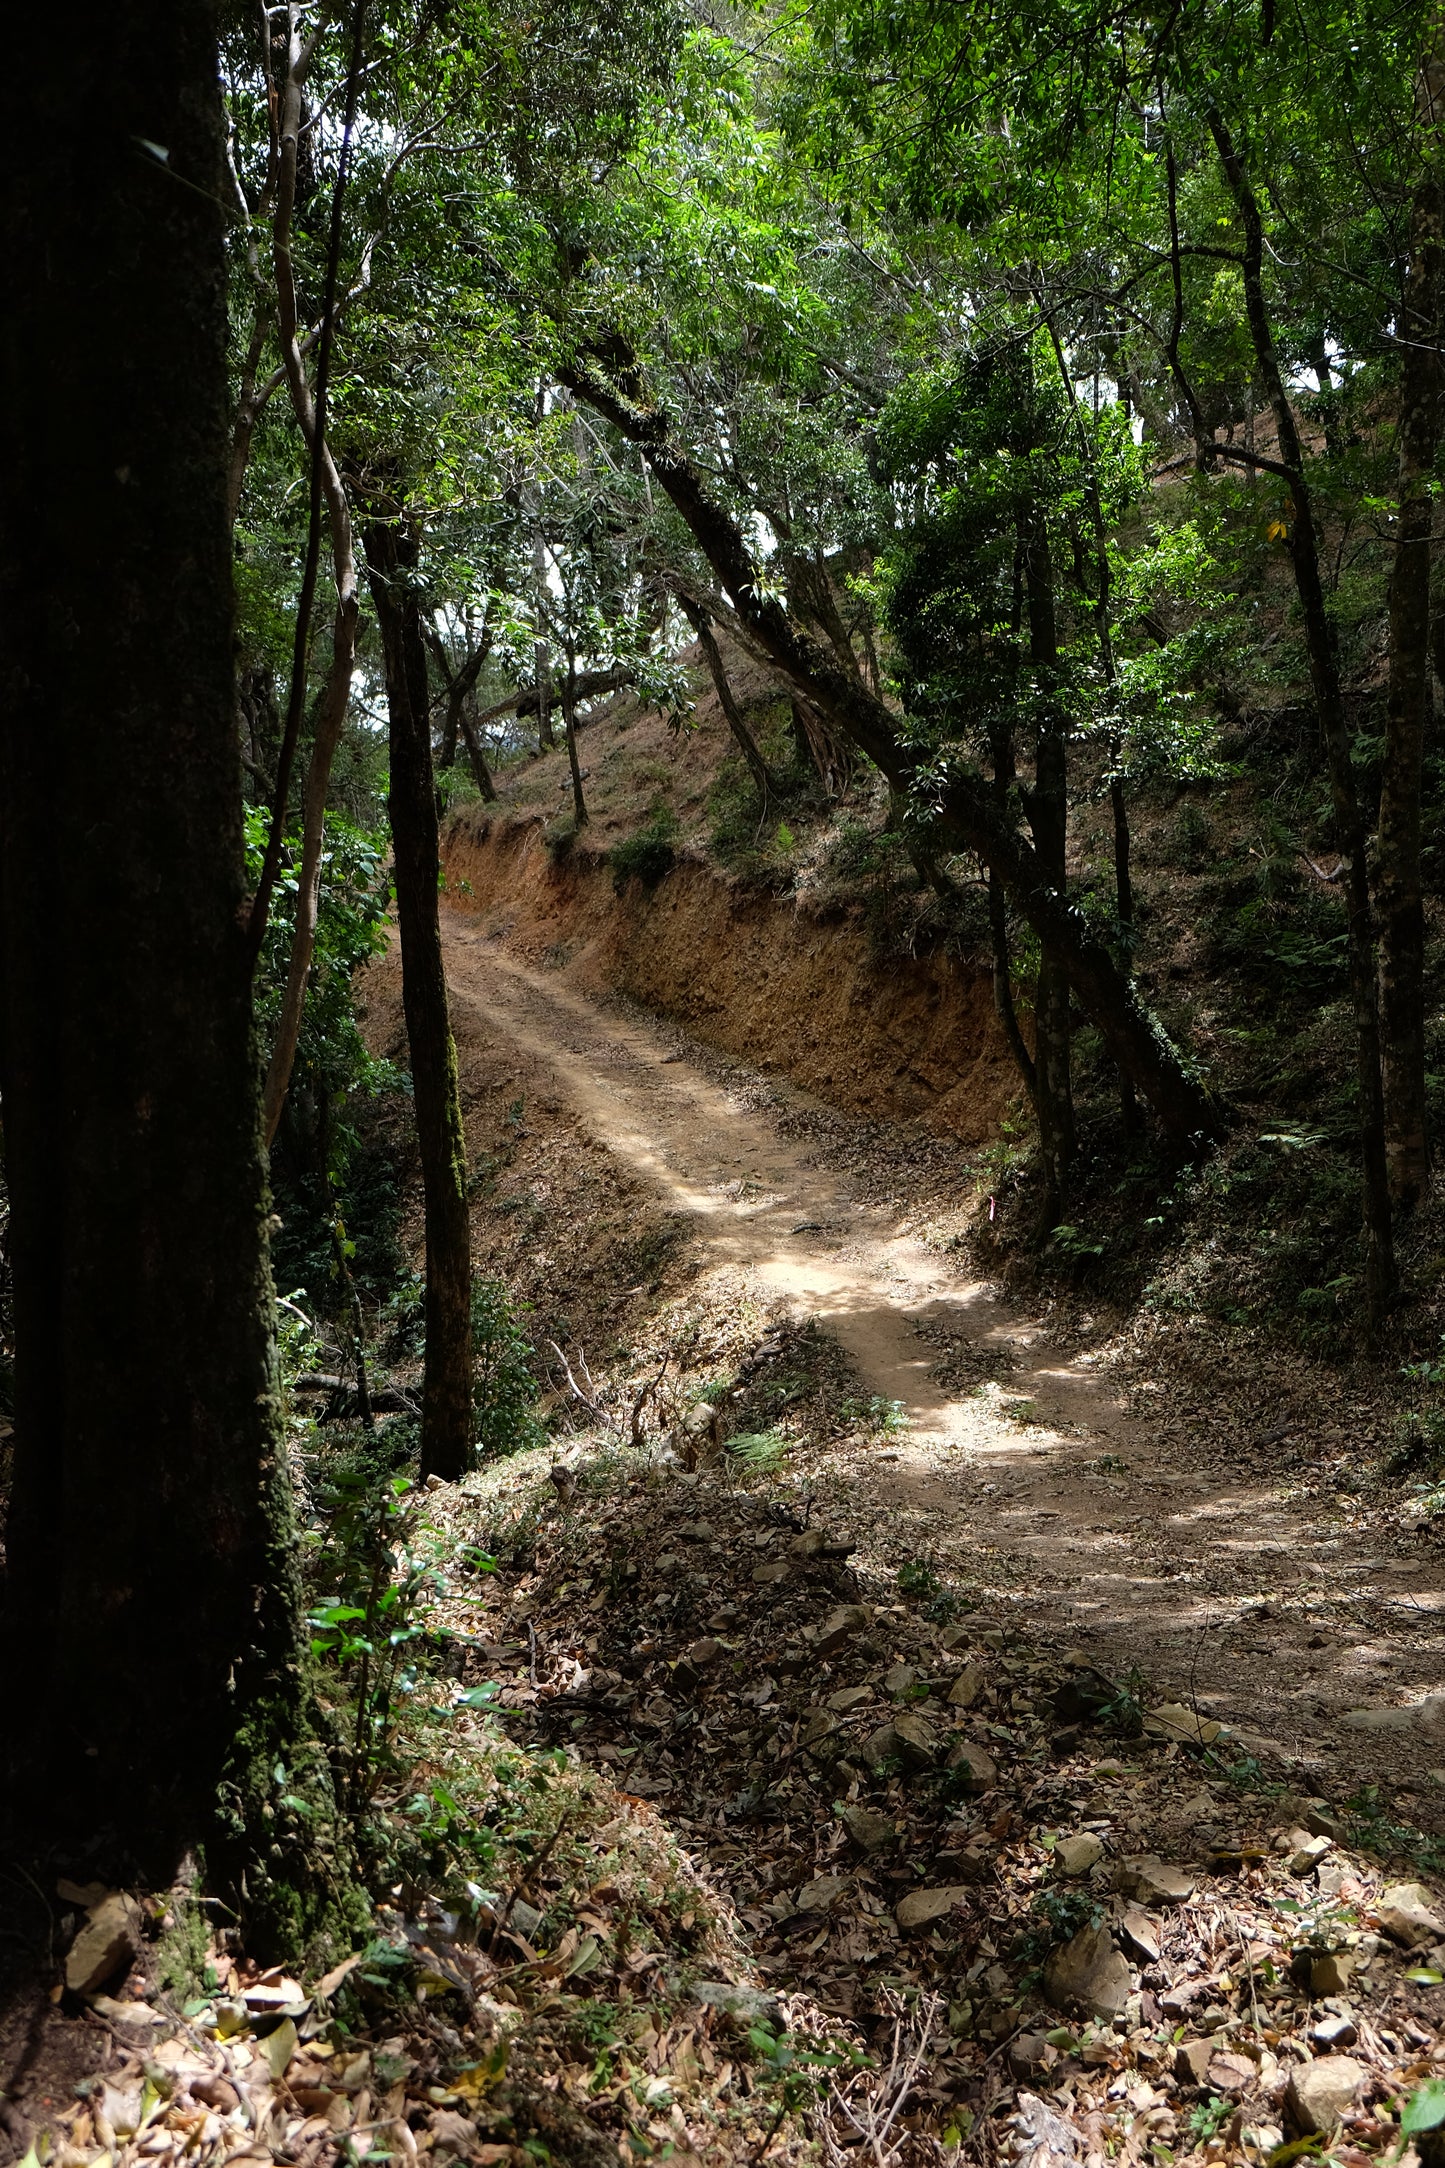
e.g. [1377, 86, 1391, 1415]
[471, 1276, 548, 1461]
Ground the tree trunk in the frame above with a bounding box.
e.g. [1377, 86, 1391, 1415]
[457, 702, 499, 801]
[426, 628, 495, 804]
[1022, 514, 1074, 1230]
[0, 0, 348, 1940]
[262, 597, 356, 1146]
[247, 1, 362, 1146]
[359, 500, 474, 1482]
[561, 343, 1226, 1149]
[562, 651, 589, 826]
[985, 719, 1038, 1102]
[675, 593, 779, 797]
[1379, 36, 1445, 1213]
[1207, 108, 1396, 1322]
[533, 530, 554, 751]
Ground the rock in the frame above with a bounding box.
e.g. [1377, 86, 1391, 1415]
[753, 1561, 790, 1585]
[861, 1722, 904, 1769]
[1013, 2092, 1081, 2168]
[816, 1604, 869, 1657]
[1285, 2056, 1366, 2135]
[692, 1981, 783, 2030]
[790, 1527, 852, 1560]
[1378, 1882, 1445, 1947]
[1119, 1909, 1161, 1964]
[1288, 1832, 1333, 1875]
[1055, 1834, 1103, 1877]
[1310, 1952, 1352, 1995]
[1121, 1857, 1195, 1906]
[841, 1805, 898, 1853]
[895, 1711, 941, 1761]
[1341, 1706, 1417, 1732]
[65, 1893, 140, 1995]
[896, 1885, 969, 1932]
[884, 1662, 918, 1697]
[938, 1625, 971, 1651]
[1050, 1726, 1083, 1758]
[56, 1878, 109, 1909]
[948, 1666, 984, 1707]
[1043, 1925, 1132, 2020]
[826, 1685, 872, 1712]
[1053, 1668, 1117, 1725]
[1174, 2039, 1213, 2086]
[681, 1401, 722, 1449]
[1008, 2034, 1051, 2080]
[89, 1996, 161, 2028]
[800, 1709, 838, 1749]
[1312, 2014, 1359, 2049]
[1143, 1702, 1222, 1746]
[946, 1740, 997, 1792]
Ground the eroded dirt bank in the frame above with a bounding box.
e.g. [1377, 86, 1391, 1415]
[441, 807, 1015, 1142]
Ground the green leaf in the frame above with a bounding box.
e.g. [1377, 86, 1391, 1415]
[1400, 2079, 1445, 2137]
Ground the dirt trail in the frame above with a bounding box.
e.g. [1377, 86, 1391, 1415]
[441, 908, 1445, 1815]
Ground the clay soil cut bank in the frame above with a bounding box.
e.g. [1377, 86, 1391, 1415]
[441, 806, 1014, 1142]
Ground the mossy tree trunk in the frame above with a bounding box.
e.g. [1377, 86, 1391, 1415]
[0, 0, 350, 1943]
[359, 497, 475, 1481]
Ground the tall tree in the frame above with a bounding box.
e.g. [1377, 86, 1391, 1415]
[359, 491, 475, 1483]
[1379, 21, 1445, 1213]
[0, 0, 347, 1942]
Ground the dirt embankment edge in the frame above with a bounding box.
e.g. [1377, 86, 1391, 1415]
[440, 808, 1015, 1142]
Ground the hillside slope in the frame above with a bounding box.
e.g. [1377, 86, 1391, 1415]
[441, 642, 1015, 1142]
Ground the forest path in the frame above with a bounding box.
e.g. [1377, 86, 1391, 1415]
[440, 908, 1445, 1813]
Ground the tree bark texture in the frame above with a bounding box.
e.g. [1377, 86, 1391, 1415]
[562, 654, 589, 826]
[0, 0, 320, 1894]
[1379, 31, 1445, 1212]
[560, 340, 1226, 1150]
[360, 503, 474, 1481]
[984, 720, 1038, 1103]
[1022, 514, 1075, 1228]
[427, 628, 497, 802]
[1207, 109, 1396, 1320]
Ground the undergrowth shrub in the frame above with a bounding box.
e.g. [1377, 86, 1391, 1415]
[472, 1275, 549, 1459]
[610, 806, 678, 891]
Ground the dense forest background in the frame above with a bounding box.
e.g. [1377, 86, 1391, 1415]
[9, 0, 1445, 2161]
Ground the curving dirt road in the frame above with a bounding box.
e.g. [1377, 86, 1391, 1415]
[440, 906, 1445, 1818]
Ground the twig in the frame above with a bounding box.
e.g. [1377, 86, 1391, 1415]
[548, 1340, 602, 1418]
